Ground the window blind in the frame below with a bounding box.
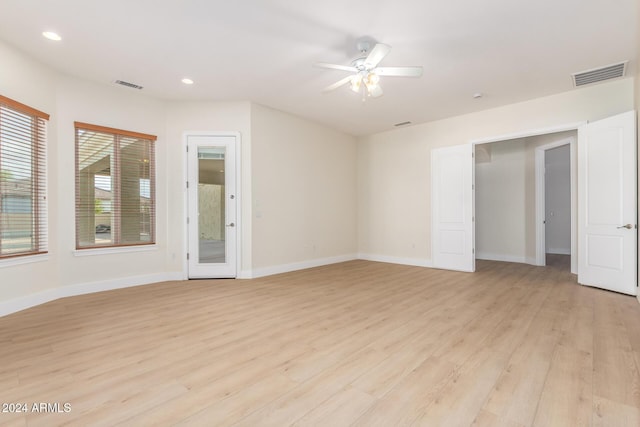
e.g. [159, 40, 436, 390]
[0, 95, 49, 259]
[75, 122, 156, 249]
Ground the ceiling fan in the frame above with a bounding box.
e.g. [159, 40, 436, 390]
[315, 41, 423, 99]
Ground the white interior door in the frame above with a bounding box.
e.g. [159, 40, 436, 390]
[431, 144, 475, 272]
[578, 111, 636, 295]
[187, 134, 237, 278]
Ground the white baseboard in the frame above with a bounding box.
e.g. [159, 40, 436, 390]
[249, 254, 358, 279]
[249, 253, 433, 278]
[477, 253, 542, 267]
[476, 252, 527, 264]
[0, 272, 184, 318]
[0, 288, 61, 318]
[547, 248, 571, 255]
[0, 251, 436, 316]
[59, 272, 185, 298]
[237, 269, 253, 279]
[525, 256, 541, 266]
[357, 253, 433, 268]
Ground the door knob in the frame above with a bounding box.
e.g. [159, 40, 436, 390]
[617, 224, 634, 229]
[226, 223, 235, 227]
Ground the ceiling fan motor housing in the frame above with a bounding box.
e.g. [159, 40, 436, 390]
[351, 57, 370, 71]
[356, 40, 371, 54]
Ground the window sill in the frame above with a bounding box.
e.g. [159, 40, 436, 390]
[73, 245, 158, 257]
[0, 253, 49, 268]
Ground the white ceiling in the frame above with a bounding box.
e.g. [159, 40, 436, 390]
[0, 0, 637, 136]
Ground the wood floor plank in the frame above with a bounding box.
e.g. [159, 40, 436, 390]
[352, 355, 458, 426]
[410, 348, 510, 426]
[173, 373, 299, 427]
[0, 416, 26, 427]
[0, 257, 639, 426]
[592, 290, 640, 409]
[481, 309, 561, 425]
[123, 365, 299, 426]
[471, 410, 527, 427]
[291, 386, 376, 427]
[593, 395, 640, 427]
[350, 344, 431, 398]
[233, 347, 386, 426]
[619, 296, 640, 354]
[29, 382, 188, 427]
[532, 343, 593, 426]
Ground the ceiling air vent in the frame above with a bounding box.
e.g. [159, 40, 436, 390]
[572, 61, 627, 87]
[114, 80, 144, 90]
[394, 121, 412, 127]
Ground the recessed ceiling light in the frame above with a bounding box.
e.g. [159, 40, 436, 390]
[42, 31, 61, 41]
[473, 92, 483, 99]
[181, 78, 194, 85]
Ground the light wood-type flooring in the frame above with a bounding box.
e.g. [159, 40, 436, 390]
[1, 257, 640, 426]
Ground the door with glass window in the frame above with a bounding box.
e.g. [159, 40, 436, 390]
[186, 134, 237, 278]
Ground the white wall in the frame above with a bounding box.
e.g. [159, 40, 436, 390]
[165, 102, 358, 278]
[358, 78, 634, 263]
[475, 139, 527, 262]
[0, 41, 59, 303]
[0, 43, 258, 313]
[357, 125, 431, 265]
[1, 36, 359, 313]
[0, 40, 178, 313]
[55, 76, 169, 288]
[250, 103, 358, 274]
[545, 144, 571, 254]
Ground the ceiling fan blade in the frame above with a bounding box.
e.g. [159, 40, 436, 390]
[367, 84, 384, 98]
[364, 43, 391, 69]
[315, 62, 358, 73]
[322, 75, 354, 92]
[375, 66, 423, 77]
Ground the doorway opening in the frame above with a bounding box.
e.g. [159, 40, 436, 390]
[433, 111, 636, 295]
[474, 131, 577, 273]
[540, 142, 573, 272]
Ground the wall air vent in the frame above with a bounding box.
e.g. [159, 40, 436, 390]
[394, 121, 412, 127]
[114, 80, 144, 90]
[572, 61, 627, 87]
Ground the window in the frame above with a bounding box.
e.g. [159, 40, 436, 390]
[2, 195, 32, 214]
[0, 95, 48, 259]
[75, 122, 156, 249]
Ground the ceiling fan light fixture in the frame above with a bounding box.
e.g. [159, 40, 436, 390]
[364, 72, 382, 97]
[316, 40, 419, 99]
[367, 83, 383, 98]
[350, 75, 362, 93]
[366, 72, 380, 86]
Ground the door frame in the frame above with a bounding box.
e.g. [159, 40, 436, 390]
[182, 131, 242, 279]
[470, 121, 584, 271]
[534, 137, 577, 273]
